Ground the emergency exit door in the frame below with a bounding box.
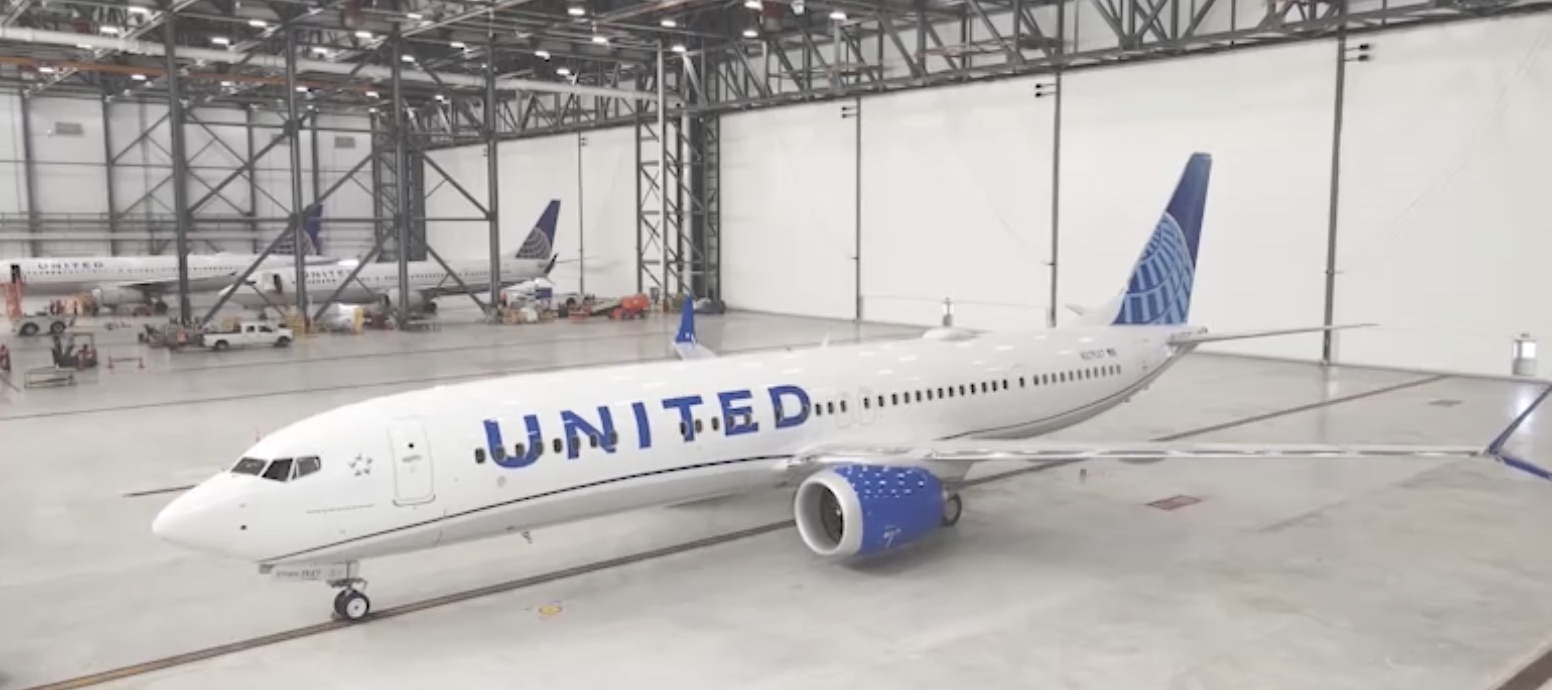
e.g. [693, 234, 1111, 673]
[387, 419, 436, 506]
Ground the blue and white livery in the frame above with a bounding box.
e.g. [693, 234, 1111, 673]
[151, 154, 1551, 622]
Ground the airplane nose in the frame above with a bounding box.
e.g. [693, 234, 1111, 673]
[150, 476, 244, 555]
[152, 493, 204, 550]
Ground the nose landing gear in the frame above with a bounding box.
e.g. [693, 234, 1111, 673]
[326, 562, 371, 621]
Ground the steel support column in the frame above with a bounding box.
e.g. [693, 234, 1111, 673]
[485, 32, 502, 313]
[1322, 31, 1351, 364]
[391, 27, 411, 326]
[284, 28, 309, 325]
[246, 105, 261, 253]
[100, 98, 119, 257]
[18, 93, 38, 258]
[164, 18, 192, 323]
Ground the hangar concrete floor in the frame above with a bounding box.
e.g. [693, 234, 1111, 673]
[4, 310, 1552, 690]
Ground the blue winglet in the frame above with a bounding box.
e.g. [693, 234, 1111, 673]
[1485, 382, 1552, 481]
[671, 295, 716, 360]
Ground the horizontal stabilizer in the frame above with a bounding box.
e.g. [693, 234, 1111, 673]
[1170, 323, 1374, 346]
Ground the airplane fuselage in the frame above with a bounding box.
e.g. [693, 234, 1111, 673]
[169, 324, 1195, 567]
[2, 255, 312, 298]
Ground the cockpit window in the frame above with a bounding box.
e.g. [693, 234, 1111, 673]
[231, 457, 267, 475]
[296, 456, 321, 478]
[262, 458, 295, 482]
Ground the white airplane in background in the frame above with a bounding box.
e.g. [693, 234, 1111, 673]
[151, 154, 1552, 622]
[220, 200, 561, 315]
[1, 206, 334, 312]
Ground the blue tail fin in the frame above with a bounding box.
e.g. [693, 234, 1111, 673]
[515, 200, 560, 260]
[1107, 153, 1211, 327]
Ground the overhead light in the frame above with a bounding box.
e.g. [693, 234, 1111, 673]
[434, 94, 446, 102]
[248, 19, 267, 27]
[671, 43, 686, 53]
[295, 86, 308, 92]
[792, 0, 805, 14]
[660, 18, 677, 27]
[130, 73, 146, 81]
[556, 66, 571, 76]
[566, 5, 585, 15]
[368, 107, 378, 113]
[75, 43, 93, 50]
[355, 30, 373, 39]
[742, 28, 757, 38]
[310, 46, 330, 54]
[401, 54, 415, 62]
[743, 0, 760, 7]
[591, 34, 608, 44]
[220, 80, 234, 86]
[450, 40, 466, 49]
[365, 90, 380, 98]
[127, 6, 151, 15]
[405, 12, 423, 20]
[99, 25, 122, 35]
[37, 65, 56, 74]
[535, 49, 551, 59]
[211, 36, 230, 46]
[829, 9, 846, 19]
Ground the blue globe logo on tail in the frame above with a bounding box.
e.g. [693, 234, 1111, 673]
[516, 200, 561, 260]
[1111, 153, 1211, 327]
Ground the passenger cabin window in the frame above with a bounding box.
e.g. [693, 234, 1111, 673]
[475, 448, 487, 463]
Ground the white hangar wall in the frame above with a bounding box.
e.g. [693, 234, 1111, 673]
[422, 126, 636, 296]
[0, 99, 376, 260]
[720, 13, 1552, 378]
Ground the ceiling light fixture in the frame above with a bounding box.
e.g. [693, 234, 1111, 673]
[221, 80, 234, 86]
[130, 73, 146, 80]
[556, 66, 571, 76]
[591, 35, 608, 44]
[535, 49, 551, 59]
[567, 5, 585, 15]
[660, 17, 677, 27]
[127, 6, 151, 15]
[366, 90, 380, 98]
[829, 9, 846, 19]
[450, 40, 466, 49]
[37, 65, 56, 73]
[99, 25, 121, 35]
[743, 0, 760, 7]
[671, 43, 686, 53]
[248, 19, 267, 27]
[75, 43, 93, 49]
[295, 86, 308, 92]
[406, 12, 423, 19]
[211, 36, 230, 45]
[742, 28, 757, 37]
[401, 54, 415, 62]
[355, 30, 373, 39]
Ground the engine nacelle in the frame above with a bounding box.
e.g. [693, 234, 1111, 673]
[91, 286, 148, 307]
[382, 288, 434, 314]
[793, 464, 945, 559]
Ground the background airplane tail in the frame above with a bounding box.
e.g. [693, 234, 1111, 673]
[515, 200, 560, 261]
[1074, 153, 1211, 327]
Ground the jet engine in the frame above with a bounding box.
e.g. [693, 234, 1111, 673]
[381, 288, 434, 314]
[90, 286, 149, 308]
[792, 464, 961, 559]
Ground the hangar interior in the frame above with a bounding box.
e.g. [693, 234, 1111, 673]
[3, 0, 1552, 687]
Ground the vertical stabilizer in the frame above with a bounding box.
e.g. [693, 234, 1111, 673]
[1076, 153, 1211, 327]
[515, 200, 561, 260]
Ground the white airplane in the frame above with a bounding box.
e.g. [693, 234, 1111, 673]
[1, 206, 334, 312]
[220, 200, 561, 314]
[151, 154, 1552, 622]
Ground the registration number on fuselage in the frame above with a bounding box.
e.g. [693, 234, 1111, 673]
[265, 563, 351, 582]
[1079, 347, 1118, 361]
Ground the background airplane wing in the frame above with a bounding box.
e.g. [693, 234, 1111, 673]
[104, 273, 246, 296]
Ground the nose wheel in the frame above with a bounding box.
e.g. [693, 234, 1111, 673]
[941, 491, 964, 527]
[332, 588, 371, 621]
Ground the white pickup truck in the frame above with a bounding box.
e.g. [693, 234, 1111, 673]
[202, 322, 294, 351]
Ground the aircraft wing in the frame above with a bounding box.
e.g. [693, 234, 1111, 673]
[101, 272, 246, 296]
[783, 382, 1552, 482]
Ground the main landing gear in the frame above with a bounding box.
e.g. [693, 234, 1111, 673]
[327, 562, 371, 621]
[941, 491, 964, 527]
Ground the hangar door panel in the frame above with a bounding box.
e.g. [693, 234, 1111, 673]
[860, 78, 1055, 331]
[722, 101, 858, 320]
[1331, 17, 1552, 377]
[1058, 43, 1334, 361]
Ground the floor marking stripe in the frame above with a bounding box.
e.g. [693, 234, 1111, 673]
[18, 373, 1452, 690]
